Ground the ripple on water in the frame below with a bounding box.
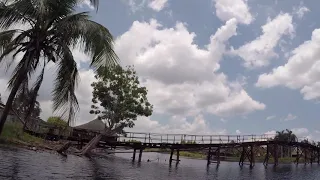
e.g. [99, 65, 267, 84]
[1, 146, 320, 180]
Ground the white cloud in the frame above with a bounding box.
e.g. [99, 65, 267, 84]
[220, 118, 227, 123]
[115, 18, 265, 118]
[125, 0, 168, 12]
[0, 17, 265, 133]
[291, 128, 309, 136]
[293, 3, 310, 19]
[148, 0, 168, 11]
[264, 130, 276, 138]
[282, 113, 297, 121]
[232, 13, 294, 68]
[130, 115, 227, 135]
[256, 29, 320, 101]
[266, 115, 276, 120]
[79, 0, 94, 10]
[213, 0, 253, 24]
[236, 130, 241, 134]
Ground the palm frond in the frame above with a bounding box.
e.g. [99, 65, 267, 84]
[0, 29, 17, 56]
[52, 44, 79, 125]
[0, 0, 37, 29]
[24, 63, 45, 121]
[53, 12, 118, 69]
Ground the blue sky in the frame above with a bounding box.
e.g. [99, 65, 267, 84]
[74, 0, 320, 139]
[1, 0, 320, 140]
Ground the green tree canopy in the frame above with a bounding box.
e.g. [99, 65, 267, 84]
[90, 65, 153, 134]
[0, 0, 118, 135]
[47, 116, 68, 128]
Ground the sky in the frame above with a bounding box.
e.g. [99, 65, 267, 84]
[1, 0, 320, 141]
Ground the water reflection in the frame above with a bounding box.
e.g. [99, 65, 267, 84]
[1, 146, 320, 179]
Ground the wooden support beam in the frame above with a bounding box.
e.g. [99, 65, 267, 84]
[296, 146, 300, 164]
[263, 144, 269, 166]
[239, 146, 245, 166]
[304, 148, 307, 165]
[217, 146, 221, 164]
[132, 148, 136, 161]
[317, 148, 320, 164]
[176, 149, 180, 164]
[138, 148, 143, 162]
[250, 144, 254, 168]
[169, 148, 174, 165]
[207, 147, 211, 165]
[273, 143, 278, 166]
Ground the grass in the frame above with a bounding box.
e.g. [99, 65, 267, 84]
[0, 122, 43, 145]
[177, 151, 206, 159]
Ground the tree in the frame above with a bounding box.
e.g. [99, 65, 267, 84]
[90, 65, 153, 134]
[0, 93, 2, 104]
[47, 116, 68, 136]
[13, 88, 41, 118]
[274, 129, 297, 157]
[47, 116, 68, 128]
[12, 87, 42, 129]
[0, 0, 118, 135]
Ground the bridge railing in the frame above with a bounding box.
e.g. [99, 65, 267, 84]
[116, 132, 281, 144]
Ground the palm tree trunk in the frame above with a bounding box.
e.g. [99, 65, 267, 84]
[0, 76, 24, 135]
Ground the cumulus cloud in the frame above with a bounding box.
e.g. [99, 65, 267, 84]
[0, 17, 265, 131]
[115, 18, 265, 118]
[236, 130, 241, 134]
[256, 29, 320, 101]
[129, 115, 227, 135]
[264, 130, 276, 138]
[291, 128, 309, 136]
[232, 13, 295, 68]
[213, 0, 253, 24]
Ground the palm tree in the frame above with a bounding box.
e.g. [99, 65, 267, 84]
[0, 0, 118, 135]
[274, 129, 297, 157]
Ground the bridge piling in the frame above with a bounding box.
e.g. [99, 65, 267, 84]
[138, 148, 143, 162]
[132, 148, 136, 161]
[263, 144, 269, 166]
[250, 145, 254, 168]
[176, 149, 180, 164]
[207, 147, 211, 165]
[317, 148, 320, 164]
[169, 148, 174, 165]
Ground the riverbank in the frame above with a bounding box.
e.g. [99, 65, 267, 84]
[0, 122, 65, 153]
[144, 148, 296, 163]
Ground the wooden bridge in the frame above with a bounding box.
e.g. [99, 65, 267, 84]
[94, 132, 320, 168]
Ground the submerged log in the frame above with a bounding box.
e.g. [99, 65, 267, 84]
[77, 134, 103, 156]
[57, 142, 72, 155]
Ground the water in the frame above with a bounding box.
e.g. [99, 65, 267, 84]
[1, 146, 320, 180]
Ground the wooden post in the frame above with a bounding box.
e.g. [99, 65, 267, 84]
[138, 148, 143, 162]
[207, 147, 211, 165]
[176, 149, 180, 164]
[264, 144, 269, 166]
[217, 146, 221, 164]
[317, 148, 320, 164]
[250, 144, 254, 168]
[239, 146, 245, 166]
[274, 143, 278, 166]
[304, 148, 307, 165]
[169, 148, 174, 165]
[132, 148, 136, 161]
[296, 146, 299, 164]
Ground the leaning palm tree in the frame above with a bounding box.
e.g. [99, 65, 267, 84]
[0, 0, 118, 135]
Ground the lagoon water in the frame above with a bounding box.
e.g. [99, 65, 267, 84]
[1, 146, 320, 180]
